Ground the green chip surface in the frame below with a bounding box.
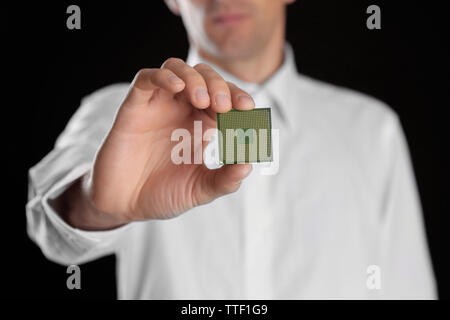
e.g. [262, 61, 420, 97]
[217, 108, 273, 164]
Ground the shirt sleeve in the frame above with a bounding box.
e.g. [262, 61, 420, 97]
[378, 114, 437, 299]
[26, 83, 133, 266]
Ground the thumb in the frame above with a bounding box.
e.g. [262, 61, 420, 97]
[199, 164, 253, 202]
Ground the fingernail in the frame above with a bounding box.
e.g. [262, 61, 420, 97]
[196, 87, 209, 102]
[215, 92, 231, 108]
[168, 74, 183, 84]
[238, 95, 254, 107]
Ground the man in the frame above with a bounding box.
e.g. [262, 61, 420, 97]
[26, 0, 436, 299]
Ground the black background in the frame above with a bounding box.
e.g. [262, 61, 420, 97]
[4, 1, 449, 299]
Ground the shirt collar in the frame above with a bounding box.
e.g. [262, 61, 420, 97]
[186, 42, 299, 126]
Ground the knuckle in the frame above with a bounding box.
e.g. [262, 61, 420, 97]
[135, 68, 148, 78]
[226, 81, 238, 89]
[135, 68, 156, 82]
[228, 82, 246, 94]
[149, 69, 163, 81]
[184, 69, 203, 82]
[162, 57, 184, 68]
[194, 62, 211, 70]
[208, 77, 228, 89]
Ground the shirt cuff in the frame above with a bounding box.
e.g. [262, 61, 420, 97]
[41, 162, 134, 250]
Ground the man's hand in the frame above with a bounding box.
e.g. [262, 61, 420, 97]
[61, 59, 255, 230]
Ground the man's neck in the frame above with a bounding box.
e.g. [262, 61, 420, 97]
[196, 25, 285, 84]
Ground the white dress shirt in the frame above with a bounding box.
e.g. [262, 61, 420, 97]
[26, 43, 436, 299]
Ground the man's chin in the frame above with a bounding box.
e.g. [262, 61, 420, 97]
[213, 42, 256, 60]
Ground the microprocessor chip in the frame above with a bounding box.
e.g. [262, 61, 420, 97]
[217, 108, 273, 164]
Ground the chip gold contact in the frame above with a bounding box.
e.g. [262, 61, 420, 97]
[217, 108, 273, 164]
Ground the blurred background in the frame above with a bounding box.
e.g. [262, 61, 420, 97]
[4, 0, 448, 299]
